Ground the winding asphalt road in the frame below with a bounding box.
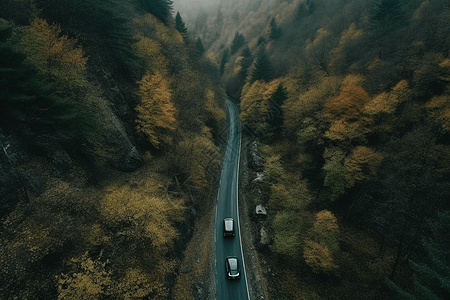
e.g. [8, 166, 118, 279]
[215, 98, 250, 300]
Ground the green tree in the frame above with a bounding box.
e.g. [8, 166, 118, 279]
[267, 83, 287, 138]
[271, 211, 304, 257]
[230, 31, 245, 55]
[249, 48, 273, 82]
[219, 48, 229, 76]
[269, 17, 282, 40]
[35, 0, 138, 68]
[369, 0, 409, 37]
[139, 0, 173, 25]
[257, 36, 266, 46]
[195, 37, 205, 55]
[226, 46, 253, 99]
[387, 212, 450, 300]
[322, 148, 347, 201]
[175, 12, 187, 37]
[239, 46, 253, 78]
[0, 22, 79, 137]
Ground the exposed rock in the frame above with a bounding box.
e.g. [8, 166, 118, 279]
[249, 141, 264, 171]
[122, 146, 142, 172]
[190, 206, 197, 217]
[104, 112, 143, 172]
[252, 172, 264, 183]
[256, 204, 267, 216]
[192, 282, 206, 300]
[260, 226, 270, 245]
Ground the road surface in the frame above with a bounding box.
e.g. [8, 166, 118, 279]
[215, 98, 250, 300]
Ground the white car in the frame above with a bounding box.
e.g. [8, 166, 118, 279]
[223, 218, 235, 237]
[225, 256, 240, 280]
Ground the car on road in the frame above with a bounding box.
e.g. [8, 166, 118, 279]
[225, 256, 240, 280]
[223, 218, 235, 237]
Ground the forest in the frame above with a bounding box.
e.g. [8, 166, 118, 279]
[1, 0, 225, 299]
[178, 0, 450, 299]
[1, 0, 450, 299]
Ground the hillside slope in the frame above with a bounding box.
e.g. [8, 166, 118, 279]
[185, 0, 450, 299]
[0, 0, 225, 299]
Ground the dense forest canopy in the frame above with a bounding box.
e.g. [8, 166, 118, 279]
[1, 0, 450, 299]
[0, 0, 224, 299]
[180, 0, 450, 299]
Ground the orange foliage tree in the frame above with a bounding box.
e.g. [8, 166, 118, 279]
[135, 72, 177, 147]
[324, 74, 371, 142]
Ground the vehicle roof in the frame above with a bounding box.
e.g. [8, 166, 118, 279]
[224, 218, 234, 230]
[227, 257, 238, 269]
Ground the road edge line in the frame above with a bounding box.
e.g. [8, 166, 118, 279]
[232, 100, 251, 300]
[215, 100, 231, 300]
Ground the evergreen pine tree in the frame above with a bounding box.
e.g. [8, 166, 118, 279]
[257, 36, 266, 46]
[36, 0, 138, 68]
[139, 0, 173, 25]
[175, 12, 187, 37]
[239, 46, 253, 78]
[219, 48, 229, 76]
[268, 84, 287, 130]
[249, 48, 273, 82]
[0, 29, 77, 135]
[241, 46, 252, 59]
[195, 37, 205, 55]
[269, 17, 282, 40]
[264, 83, 287, 142]
[230, 31, 246, 54]
[387, 212, 450, 300]
[369, 0, 409, 37]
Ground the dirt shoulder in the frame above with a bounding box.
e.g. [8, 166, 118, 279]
[172, 198, 217, 300]
[238, 138, 270, 300]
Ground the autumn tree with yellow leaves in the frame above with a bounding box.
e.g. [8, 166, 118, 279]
[324, 74, 371, 143]
[228, 1, 450, 298]
[1, 1, 225, 299]
[19, 18, 88, 90]
[303, 210, 340, 274]
[135, 72, 176, 147]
